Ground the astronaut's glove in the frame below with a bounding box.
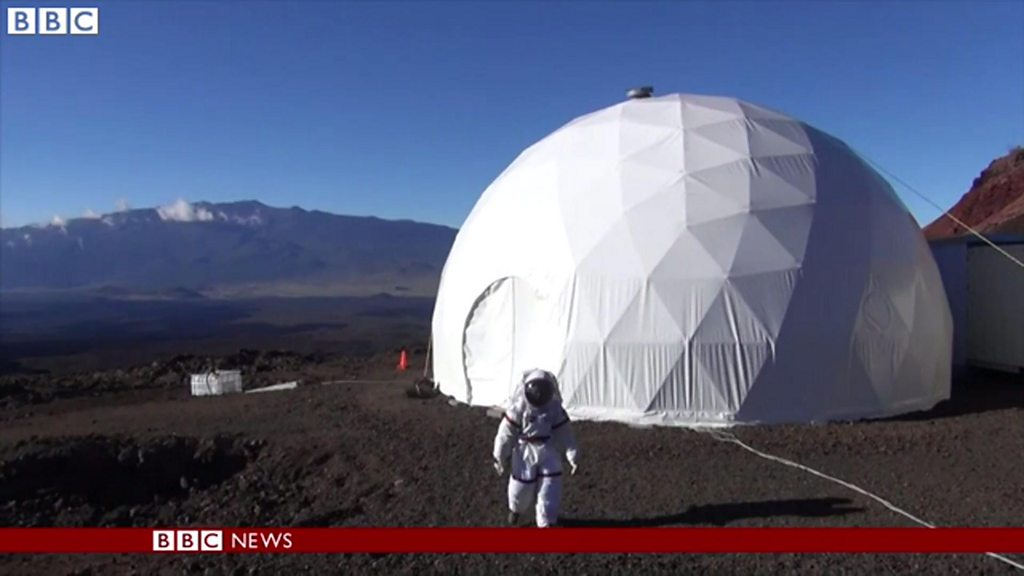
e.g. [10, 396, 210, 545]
[493, 458, 505, 476]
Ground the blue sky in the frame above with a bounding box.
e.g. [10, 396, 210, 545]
[1, 0, 1022, 229]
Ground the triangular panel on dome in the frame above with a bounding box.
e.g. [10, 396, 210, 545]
[558, 342, 604, 407]
[617, 157, 686, 214]
[559, 168, 638, 264]
[616, 122, 684, 162]
[688, 117, 753, 158]
[571, 276, 647, 341]
[643, 342, 690, 412]
[691, 339, 759, 415]
[568, 283, 606, 344]
[683, 128, 751, 174]
[683, 175, 750, 227]
[690, 286, 772, 345]
[622, 180, 688, 274]
[687, 213, 752, 275]
[649, 276, 726, 341]
[726, 211, 804, 276]
[617, 127, 685, 171]
[750, 154, 818, 204]
[565, 342, 646, 412]
[747, 157, 817, 211]
[727, 269, 799, 339]
[685, 159, 754, 220]
[743, 205, 815, 270]
[746, 118, 814, 157]
[736, 100, 800, 123]
[648, 228, 728, 280]
[681, 96, 745, 129]
[688, 286, 776, 410]
[606, 342, 662, 412]
[575, 217, 652, 279]
[603, 282, 685, 344]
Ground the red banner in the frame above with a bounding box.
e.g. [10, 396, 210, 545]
[0, 528, 1022, 554]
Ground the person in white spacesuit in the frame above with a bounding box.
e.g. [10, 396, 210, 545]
[492, 368, 579, 527]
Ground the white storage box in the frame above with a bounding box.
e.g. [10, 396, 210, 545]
[190, 370, 243, 396]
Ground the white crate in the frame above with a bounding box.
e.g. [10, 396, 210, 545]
[190, 370, 243, 396]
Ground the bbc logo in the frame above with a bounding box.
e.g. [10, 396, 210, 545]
[152, 530, 223, 552]
[6, 7, 99, 35]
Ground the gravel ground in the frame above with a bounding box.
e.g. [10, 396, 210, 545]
[0, 360, 1020, 575]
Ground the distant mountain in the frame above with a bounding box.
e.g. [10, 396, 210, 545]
[925, 147, 1024, 239]
[0, 201, 457, 297]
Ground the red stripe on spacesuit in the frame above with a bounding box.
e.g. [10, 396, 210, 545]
[537, 471, 562, 478]
[503, 413, 521, 427]
[511, 476, 537, 484]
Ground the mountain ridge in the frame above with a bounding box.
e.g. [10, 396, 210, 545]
[0, 200, 457, 298]
[924, 147, 1024, 239]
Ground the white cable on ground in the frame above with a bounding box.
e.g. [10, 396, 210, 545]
[859, 153, 1024, 271]
[696, 428, 1024, 571]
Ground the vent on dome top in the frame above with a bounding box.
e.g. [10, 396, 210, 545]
[626, 86, 654, 99]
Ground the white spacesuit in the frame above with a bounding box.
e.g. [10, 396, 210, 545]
[492, 369, 579, 527]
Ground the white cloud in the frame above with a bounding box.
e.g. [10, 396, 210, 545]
[157, 198, 214, 223]
[236, 213, 263, 226]
[217, 210, 263, 226]
[49, 215, 68, 234]
[22, 233, 32, 246]
[115, 198, 131, 212]
[82, 209, 100, 219]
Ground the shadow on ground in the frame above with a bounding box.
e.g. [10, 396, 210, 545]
[560, 497, 864, 527]
[888, 368, 1023, 422]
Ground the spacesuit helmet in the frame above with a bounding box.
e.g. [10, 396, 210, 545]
[523, 372, 556, 407]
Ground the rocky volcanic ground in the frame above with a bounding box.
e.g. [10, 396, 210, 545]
[0, 352, 1021, 575]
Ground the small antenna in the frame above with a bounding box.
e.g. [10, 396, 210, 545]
[626, 86, 654, 99]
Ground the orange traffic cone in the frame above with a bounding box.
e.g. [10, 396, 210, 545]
[397, 349, 409, 372]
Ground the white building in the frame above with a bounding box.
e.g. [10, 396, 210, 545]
[190, 370, 244, 397]
[432, 92, 952, 426]
[931, 235, 1024, 374]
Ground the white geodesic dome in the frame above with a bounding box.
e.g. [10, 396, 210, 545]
[431, 93, 952, 425]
